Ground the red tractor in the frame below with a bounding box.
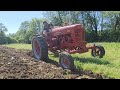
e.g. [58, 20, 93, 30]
[32, 24, 105, 70]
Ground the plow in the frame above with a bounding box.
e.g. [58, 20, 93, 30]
[32, 24, 105, 70]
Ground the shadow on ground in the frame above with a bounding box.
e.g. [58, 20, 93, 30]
[45, 57, 110, 79]
[73, 56, 110, 65]
[28, 52, 110, 79]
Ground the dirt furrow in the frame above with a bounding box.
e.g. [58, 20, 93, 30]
[0, 45, 96, 79]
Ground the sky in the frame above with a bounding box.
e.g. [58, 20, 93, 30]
[0, 11, 44, 34]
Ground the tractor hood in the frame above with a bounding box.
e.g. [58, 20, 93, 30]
[52, 24, 83, 32]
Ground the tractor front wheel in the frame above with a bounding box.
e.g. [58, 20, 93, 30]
[59, 52, 74, 71]
[91, 45, 105, 58]
[32, 35, 48, 61]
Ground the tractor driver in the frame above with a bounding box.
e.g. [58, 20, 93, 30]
[42, 21, 53, 36]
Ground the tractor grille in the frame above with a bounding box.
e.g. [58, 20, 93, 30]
[75, 29, 80, 37]
[74, 29, 81, 43]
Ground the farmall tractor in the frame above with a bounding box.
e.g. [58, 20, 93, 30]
[32, 24, 105, 70]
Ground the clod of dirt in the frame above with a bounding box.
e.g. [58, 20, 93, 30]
[0, 45, 96, 79]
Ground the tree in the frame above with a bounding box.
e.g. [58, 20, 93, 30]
[101, 11, 120, 42]
[0, 23, 8, 32]
[12, 18, 47, 44]
[0, 23, 8, 44]
[19, 21, 29, 32]
[43, 11, 81, 26]
[29, 18, 46, 34]
[11, 11, 120, 44]
[15, 21, 30, 43]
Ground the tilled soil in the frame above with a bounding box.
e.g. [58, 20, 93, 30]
[0, 45, 104, 79]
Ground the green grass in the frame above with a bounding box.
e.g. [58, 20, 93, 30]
[3, 42, 120, 79]
[3, 43, 32, 50]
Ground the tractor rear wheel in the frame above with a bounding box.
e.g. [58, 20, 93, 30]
[32, 35, 48, 61]
[59, 52, 74, 71]
[91, 45, 105, 58]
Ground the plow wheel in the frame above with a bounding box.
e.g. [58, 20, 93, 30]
[91, 45, 105, 58]
[32, 36, 48, 61]
[59, 52, 74, 71]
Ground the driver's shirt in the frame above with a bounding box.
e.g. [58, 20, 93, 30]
[43, 24, 51, 32]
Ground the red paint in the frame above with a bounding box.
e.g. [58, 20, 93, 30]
[42, 24, 96, 54]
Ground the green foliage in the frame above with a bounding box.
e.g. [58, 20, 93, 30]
[6, 37, 18, 44]
[0, 34, 7, 44]
[4, 11, 120, 44]
[0, 32, 17, 44]
[44, 11, 120, 42]
[44, 11, 81, 26]
[3, 43, 32, 50]
[10, 18, 47, 44]
[0, 23, 8, 32]
[19, 21, 29, 32]
[0, 23, 8, 44]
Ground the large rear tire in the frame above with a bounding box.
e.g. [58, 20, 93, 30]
[59, 52, 74, 71]
[32, 35, 48, 61]
[91, 45, 105, 58]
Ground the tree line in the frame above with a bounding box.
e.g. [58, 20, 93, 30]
[0, 11, 120, 44]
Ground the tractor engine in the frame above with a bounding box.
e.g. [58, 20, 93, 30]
[51, 33, 73, 47]
[45, 24, 87, 52]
